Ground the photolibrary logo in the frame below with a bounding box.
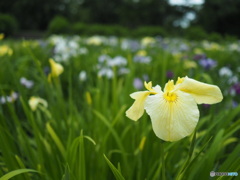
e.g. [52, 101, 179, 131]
[210, 171, 238, 177]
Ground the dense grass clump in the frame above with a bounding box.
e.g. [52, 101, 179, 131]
[0, 35, 239, 180]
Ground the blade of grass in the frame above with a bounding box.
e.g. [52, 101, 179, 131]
[46, 122, 66, 159]
[0, 169, 39, 180]
[79, 130, 86, 180]
[176, 129, 197, 179]
[103, 154, 125, 180]
[178, 136, 213, 179]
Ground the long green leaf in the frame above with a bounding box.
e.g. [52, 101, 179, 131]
[46, 122, 66, 158]
[0, 169, 39, 180]
[103, 154, 125, 180]
[79, 130, 86, 180]
[179, 136, 213, 179]
[176, 129, 197, 179]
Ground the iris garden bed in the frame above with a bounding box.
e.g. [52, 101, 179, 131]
[0, 34, 240, 179]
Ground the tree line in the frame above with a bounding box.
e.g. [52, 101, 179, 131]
[0, 0, 240, 37]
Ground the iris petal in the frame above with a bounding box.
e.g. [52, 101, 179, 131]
[126, 91, 151, 121]
[29, 96, 48, 111]
[145, 91, 199, 142]
[178, 77, 223, 104]
[49, 58, 64, 77]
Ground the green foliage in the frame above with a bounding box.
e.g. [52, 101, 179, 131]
[0, 35, 240, 180]
[1, 0, 240, 38]
[72, 23, 129, 37]
[208, 32, 222, 42]
[224, 34, 238, 42]
[0, 0, 190, 35]
[104, 155, 125, 180]
[47, 16, 70, 35]
[69, 23, 168, 37]
[72, 23, 88, 35]
[87, 24, 115, 36]
[197, 0, 240, 37]
[0, 14, 18, 37]
[133, 26, 167, 37]
[184, 26, 208, 41]
[0, 169, 39, 180]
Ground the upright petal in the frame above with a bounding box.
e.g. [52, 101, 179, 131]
[178, 77, 223, 104]
[145, 91, 199, 141]
[144, 81, 153, 91]
[126, 91, 151, 121]
[152, 85, 162, 93]
[164, 80, 175, 92]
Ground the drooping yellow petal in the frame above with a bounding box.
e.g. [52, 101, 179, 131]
[49, 58, 64, 77]
[144, 91, 199, 142]
[178, 77, 223, 104]
[126, 91, 151, 121]
[29, 96, 48, 111]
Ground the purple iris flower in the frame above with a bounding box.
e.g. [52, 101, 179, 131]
[199, 58, 217, 70]
[202, 104, 211, 108]
[231, 83, 240, 95]
[133, 55, 151, 64]
[232, 100, 238, 108]
[133, 78, 143, 90]
[142, 74, 149, 82]
[193, 54, 206, 61]
[166, 71, 174, 79]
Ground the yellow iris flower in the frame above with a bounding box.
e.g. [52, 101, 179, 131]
[0, 45, 13, 56]
[0, 33, 4, 40]
[141, 37, 155, 46]
[28, 96, 48, 111]
[126, 76, 223, 142]
[49, 58, 64, 77]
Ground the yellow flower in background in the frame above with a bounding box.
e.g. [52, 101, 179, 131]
[126, 76, 223, 142]
[49, 58, 64, 77]
[138, 136, 146, 151]
[0, 45, 13, 56]
[202, 41, 223, 51]
[209, 42, 223, 51]
[193, 48, 204, 54]
[29, 96, 48, 111]
[0, 33, 4, 40]
[184, 60, 197, 69]
[85, 91, 92, 105]
[173, 53, 182, 63]
[136, 50, 147, 56]
[141, 37, 155, 46]
[87, 36, 103, 45]
[22, 40, 39, 48]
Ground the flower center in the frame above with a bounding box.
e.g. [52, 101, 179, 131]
[164, 92, 177, 102]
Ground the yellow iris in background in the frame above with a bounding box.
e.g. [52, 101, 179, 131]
[126, 76, 223, 142]
[28, 96, 48, 111]
[0, 45, 13, 56]
[0, 33, 4, 40]
[49, 58, 64, 77]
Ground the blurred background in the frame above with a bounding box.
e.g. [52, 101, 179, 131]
[1, 1, 240, 180]
[1, 0, 240, 40]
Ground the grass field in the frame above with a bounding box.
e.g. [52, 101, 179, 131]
[0, 35, 240, 180]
